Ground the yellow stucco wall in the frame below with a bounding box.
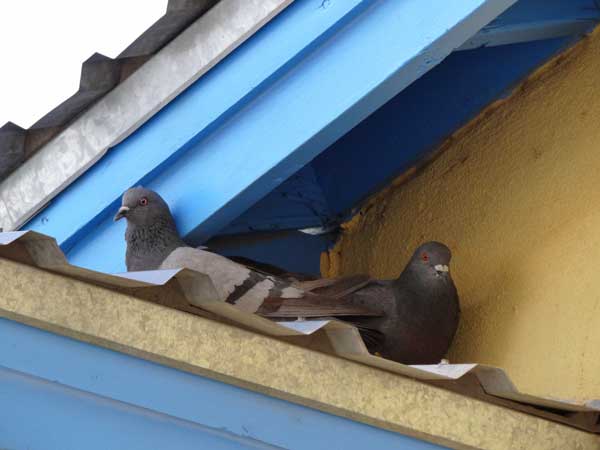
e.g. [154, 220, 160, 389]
[324, 28, 600, 401]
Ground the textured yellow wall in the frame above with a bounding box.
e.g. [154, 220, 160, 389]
[325, 29, 600, 401]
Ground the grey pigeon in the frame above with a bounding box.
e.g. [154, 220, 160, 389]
[114, 187, 376, 317]
[115, 187, 460, 364]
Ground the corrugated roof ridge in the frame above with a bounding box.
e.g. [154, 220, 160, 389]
[0, 0, 219, 180]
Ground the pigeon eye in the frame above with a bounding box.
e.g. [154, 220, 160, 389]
[139, 197, 148, 206]
[421, 252, 429, 262]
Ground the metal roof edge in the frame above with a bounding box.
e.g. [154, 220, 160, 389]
[0, 253, 599, 449]
[0, 0, 219, 181]
[0, 229, 599, 438]
[0, 0, 292, 232]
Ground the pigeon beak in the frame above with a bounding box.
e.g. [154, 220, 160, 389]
[434, 264, 449, 274]
[114, 206, 130, 222]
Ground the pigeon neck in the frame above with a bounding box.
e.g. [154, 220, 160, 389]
[126, 216, 186, 263]
[393, 263, 445, 301]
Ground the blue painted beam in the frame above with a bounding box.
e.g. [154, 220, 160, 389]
[205, 34, 577, 244]
[26, 0, 374, 252]
[149, 0, 600, 242]
[25, 0, 518, 273]
[0, 318, 447, 450]
[312, 36, 575, 220]
[460, 0, 600, 50]
[208, 35, 580, 277]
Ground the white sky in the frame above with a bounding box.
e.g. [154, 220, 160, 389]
[0, 1, 167, 128]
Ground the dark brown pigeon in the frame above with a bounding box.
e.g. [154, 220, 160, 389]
[115, 187, 460, 364]
[343, 243, 460, 364]
[249, 242, 460, 364]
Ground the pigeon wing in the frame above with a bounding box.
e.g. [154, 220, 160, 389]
[256, 293, 381, 318]
[161, 247, 382, 318]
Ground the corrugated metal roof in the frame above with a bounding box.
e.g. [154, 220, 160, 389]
[1, 229, 599, 433]
[0, 0, 219, 181]
[0, 0, 292, 234]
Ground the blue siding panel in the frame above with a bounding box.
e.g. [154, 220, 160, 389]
[0, 319, 447, 450]
[0, 367, 279, 450]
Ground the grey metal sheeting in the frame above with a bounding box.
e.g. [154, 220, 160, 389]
[0, 0, 292, 233]
[0, 229, 599, 433]
[0, 0, 219, 181]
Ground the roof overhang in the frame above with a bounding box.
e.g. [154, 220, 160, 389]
[0, 231, 600, 432]
[13, 0, 524, 273]
[1, 229, 599, 444]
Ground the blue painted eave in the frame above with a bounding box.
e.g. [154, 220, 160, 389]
[22, 0, 600, 276]
[0, 318, 447, 450]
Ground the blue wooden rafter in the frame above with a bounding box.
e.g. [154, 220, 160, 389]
[216, 36, 582, 244]
[461, 0, 600, 49]
[219, 0, 600, 241]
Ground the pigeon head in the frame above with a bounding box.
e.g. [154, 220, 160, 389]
[114, 187, 173, 226]
[410, 241, 452, 276]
